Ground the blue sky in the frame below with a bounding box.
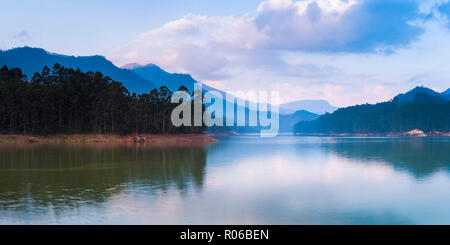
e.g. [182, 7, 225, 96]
[3, 0, 450, 106]
[1, 0, 262, 54]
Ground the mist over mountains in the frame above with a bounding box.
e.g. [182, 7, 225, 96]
[2, 47, 449, 135]
[279, 100, 337, 115]
[0, 47, 337, 120]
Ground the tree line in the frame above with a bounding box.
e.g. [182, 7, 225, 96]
[0, 64, 207, 135]
[295, 93, 450, 134]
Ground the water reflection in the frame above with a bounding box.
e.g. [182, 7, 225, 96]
[0, 144, 207, 213]
[1, 136, 450, 224]
[321, 137, 450, 178]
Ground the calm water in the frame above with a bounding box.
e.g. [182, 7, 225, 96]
[1, 136, 450, 224]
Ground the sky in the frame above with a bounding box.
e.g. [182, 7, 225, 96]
[3, 0, 450, 107]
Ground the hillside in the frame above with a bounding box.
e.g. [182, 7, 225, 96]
[1, 47, 334, 135]
[279, 110, 320, 132]
[393, 86, 448, 105]
[295, 87, 450, 135]
[0, 47, 154, 94]
[124, 63, 199, 93]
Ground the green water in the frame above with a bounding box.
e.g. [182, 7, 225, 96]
[1, 136, 450, 224]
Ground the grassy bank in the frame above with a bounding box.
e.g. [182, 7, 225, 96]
[0, 134, 218, 145]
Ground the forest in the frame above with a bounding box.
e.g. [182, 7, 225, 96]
[295, 93, 450, 134]
[0, 64, 207, 135]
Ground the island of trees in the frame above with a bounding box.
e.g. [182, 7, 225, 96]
[295, 88, 450, 135]
[0, 64, 207, 136]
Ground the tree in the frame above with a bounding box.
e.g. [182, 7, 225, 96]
[0, 65, 208, 135]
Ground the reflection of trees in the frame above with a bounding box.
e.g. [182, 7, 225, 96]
[0, 144, 207, 212]
[324, 138, 450, 178]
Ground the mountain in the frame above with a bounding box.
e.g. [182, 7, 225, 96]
[121, 63, 143, 70]
[209, 108, 319, 134]
[393, 86, 449, 105]
[129, 63, 309, 133]
[295, 87, 450, 135]
[0, 47, 154, 94]
[279, 110, 319, 132]
[125, 63, 198, 92]
[125, 63, 333, 125]
[0, 47, 329, 135]
[443, 88, 450, 100]
[279, 100, 337, 115]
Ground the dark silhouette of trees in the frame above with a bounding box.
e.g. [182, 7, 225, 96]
[0, 64, 207, 135]
[295, 93, 450, 134]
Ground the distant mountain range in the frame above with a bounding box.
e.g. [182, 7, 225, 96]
[279, 110, 319, 132]
[0, 47, 337, 116]
[123, 63, 199, 93]
[3, 48, 447, 135]
[0, 47, 154, 94]
[279, 100, 337, 115]
[1, 47, 338, 133]
[121, 63, 143, 70]
[209, 109, 319, 134]
[295, 86, 450, 135]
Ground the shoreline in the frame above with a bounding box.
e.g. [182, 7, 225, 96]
[0, 134, 218, 145]
[295, 129, 450, 137]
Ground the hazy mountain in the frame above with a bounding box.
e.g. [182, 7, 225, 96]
[295, 86, 450, 135]
[443, 88, 450, 100]
[393, 86, 449, 105]
[124, 63, 323, 133]
[121, 63, 143, 70]
[0, 47, 154, 94]
[126, 63, 198, 92]
[209, 108, 319, 134]
[279, 100, 337, 115]
[279, 110, 319, 133]
[0, 47, 329, 134]
[124, 63, 334, 127]
[126, 63, 289, 133]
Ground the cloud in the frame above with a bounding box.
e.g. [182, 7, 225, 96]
[254, 0, 424, 52]
[13, 30, 32, 43]
[112, 0, 425, 65]
[109, 0, 450, 107]
[437, 1, 450, 24]
[111, 0, 426, 74]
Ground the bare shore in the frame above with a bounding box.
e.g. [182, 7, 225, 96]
[0, 134, 218, 145]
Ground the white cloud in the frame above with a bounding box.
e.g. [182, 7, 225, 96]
[108, 0, 450, 107]
[12, 30, 32, 45]
[254, 0, 360, 51]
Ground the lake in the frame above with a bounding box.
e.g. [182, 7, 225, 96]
[1, 136, 450, 224]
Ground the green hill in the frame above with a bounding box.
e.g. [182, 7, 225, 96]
[295, 87, 450, 135]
